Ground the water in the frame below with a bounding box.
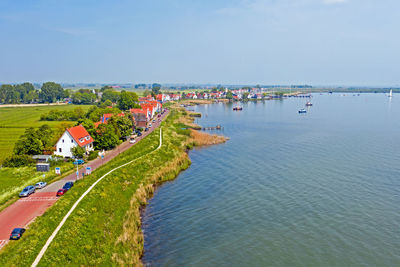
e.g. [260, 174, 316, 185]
[142, 94, 400, 266]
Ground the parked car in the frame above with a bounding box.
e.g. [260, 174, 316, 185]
[73, 159, 84, 165]
[19, 185, 35, 197]
[35, 181, 47, 189]
[129, 138, 136, 144]
[145, 128, 149, 132]
[63, 181, 74, 190]
[158, 114, 161, 117]
[137, 131, 142, 137]
[9, 228, 25, 240]
[148, 123, 152, 128]
[152, 119, 156, 123]
[56, 188, 67, 196]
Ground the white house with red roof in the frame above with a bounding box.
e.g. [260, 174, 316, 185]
[54, 125, 94, 158]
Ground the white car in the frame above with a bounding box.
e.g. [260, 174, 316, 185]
[129, 138, 136, 144]
[35, 181, 47, 189]
[148, 123, 152, 128]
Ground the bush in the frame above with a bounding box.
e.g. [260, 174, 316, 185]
[87, 151, 98, 161]
[3, 155, 35, 167]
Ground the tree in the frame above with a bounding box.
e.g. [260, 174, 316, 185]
[94, 124, 120, 150]
[108, 114, 133, 139]
[23, 90, 39, 103]
[14, 127, 44, 155]
[37, 124, 54, 150]
[226, 91, 233, 100]
[151, 83, 161, 96]
[117, 91, 139, 110]
[71, 145, 86, 158]
[40, 82, 64, 103]
[101, 89, 120, 103]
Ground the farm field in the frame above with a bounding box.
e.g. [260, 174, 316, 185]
[0, 105, 93, 163]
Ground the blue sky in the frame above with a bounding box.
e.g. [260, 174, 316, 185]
[0, 0, 399, 86]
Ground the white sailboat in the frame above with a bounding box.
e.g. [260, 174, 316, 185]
[389, 89, 393, 98]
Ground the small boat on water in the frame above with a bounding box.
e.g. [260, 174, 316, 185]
[233, 106, 243, 111]
[389, 89, 393, 98]
[298, 109, 307, 114]
[305, 101, 312, 107]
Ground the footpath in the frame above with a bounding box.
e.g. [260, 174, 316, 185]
[0, 110, 169, 249]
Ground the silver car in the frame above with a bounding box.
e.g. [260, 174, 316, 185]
[19, 185, 35, 197]
[35, 181, 47, 189]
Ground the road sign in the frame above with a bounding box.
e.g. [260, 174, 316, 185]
[55, 167, 61, 175]
[86, 167, 91, 175]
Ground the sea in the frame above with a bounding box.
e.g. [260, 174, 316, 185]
[142, 93, 400, 266]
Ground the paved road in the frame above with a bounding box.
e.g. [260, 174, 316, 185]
[0, 110, 168, 248]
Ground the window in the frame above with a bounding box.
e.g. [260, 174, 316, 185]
[86, 136, 90, 140]
[59, 148, 62, 152]
[79, 138, 84, 143]
[62, 139, 64, 143]
[71, 139, 73, 143]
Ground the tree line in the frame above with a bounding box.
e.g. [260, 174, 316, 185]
[0, 82, 67, 104]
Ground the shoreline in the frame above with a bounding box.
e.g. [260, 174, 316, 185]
[135, 108, 227, 266]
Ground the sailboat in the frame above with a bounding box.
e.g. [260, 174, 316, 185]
[389, 89, 393, 98]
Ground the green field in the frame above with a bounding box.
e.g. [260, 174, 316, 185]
[0, 105, 93, 163]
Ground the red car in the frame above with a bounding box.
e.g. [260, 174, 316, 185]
[56, 189, 67, 197]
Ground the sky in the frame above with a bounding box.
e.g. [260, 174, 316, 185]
[0, 0, 399, 86]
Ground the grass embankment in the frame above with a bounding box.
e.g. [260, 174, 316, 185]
[0, 162, 74, 211]
[0, 105, 93, 162]
[0, 108, 227, 266]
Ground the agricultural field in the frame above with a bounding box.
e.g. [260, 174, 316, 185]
[0, 105, 93, 163]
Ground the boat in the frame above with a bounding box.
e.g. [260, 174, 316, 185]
[233, 106, 243, 111]
[305, 101, 313, 107]
[389, 89, 393, 98]
[298, 109, 307, 114]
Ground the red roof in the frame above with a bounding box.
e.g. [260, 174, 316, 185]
[67, 125, 94, 147]
[130, 108, 147, 115]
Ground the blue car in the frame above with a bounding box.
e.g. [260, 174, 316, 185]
[10, 228, 25, 240]
[19, 185, 35, 197]
[73, 159, 84, 165]
[63, 181, 74, 190]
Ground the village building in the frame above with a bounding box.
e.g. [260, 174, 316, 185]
[54, 125, 94, 158]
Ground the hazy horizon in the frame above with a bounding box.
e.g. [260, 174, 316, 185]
[1, 0, 399, 86]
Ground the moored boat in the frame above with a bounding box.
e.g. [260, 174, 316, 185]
[305, 101, 312, 106]
[298, 109, 307, 114]
[233, 106, 243, 111]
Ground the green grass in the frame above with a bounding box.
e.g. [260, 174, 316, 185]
[0, 105, 93, 162]
[0, 109, 192, 266]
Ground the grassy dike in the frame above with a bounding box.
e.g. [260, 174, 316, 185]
[0, 108, 227, 266]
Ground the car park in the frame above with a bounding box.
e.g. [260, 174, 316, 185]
[63, 181, 74, 190]
[19, 185, 35, 197]
[56, 189, 67, 196]
[9, 228, 25, 240]
[35, 181, 47, 189]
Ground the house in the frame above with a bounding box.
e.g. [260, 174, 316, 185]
[54, 125, 94, 158]
[130, 108, 149, 127]
[169, 94, 180, 101]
